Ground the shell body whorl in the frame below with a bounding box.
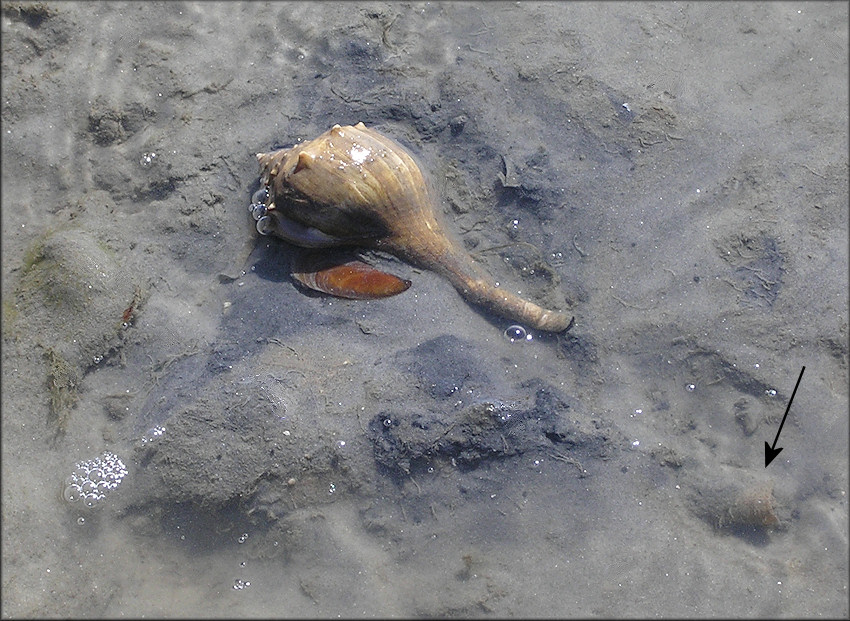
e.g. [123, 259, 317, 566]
[255, 122, 572, 332]
[256, 122, 439, 245]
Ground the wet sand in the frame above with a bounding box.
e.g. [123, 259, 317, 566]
[2, 2, 848, 617]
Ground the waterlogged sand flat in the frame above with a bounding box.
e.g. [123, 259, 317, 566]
[2, 2, 847, 617]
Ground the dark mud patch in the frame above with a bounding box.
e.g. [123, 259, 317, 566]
[368, 380, 614, 479]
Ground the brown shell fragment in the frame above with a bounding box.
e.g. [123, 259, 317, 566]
[291, 253, 411, 300]
[256, 122, 572, 332]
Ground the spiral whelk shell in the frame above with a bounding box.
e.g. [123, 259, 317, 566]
[255, 122, 572, 332]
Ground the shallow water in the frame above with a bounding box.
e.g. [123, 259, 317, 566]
[2, 2, 848, 617]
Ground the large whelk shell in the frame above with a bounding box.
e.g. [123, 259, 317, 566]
[256, 122, 572, 332]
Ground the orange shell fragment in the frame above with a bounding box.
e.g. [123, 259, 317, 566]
[291, 254, 411, 300]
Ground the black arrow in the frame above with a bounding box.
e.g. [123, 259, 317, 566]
[764, 366, 805, 468]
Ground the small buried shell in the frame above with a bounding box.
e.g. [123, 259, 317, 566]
[720, 485, 782, 529]
[686, 476, 786, 539]
[291, 252, 411, 300]
[256, 122, 572, 332]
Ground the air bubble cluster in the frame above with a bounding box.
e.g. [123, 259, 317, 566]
[248, 188, 272, 235]
[139, 152, 157, 167]
[140, 424, 166, 444]
[62, 451, 128, 508]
